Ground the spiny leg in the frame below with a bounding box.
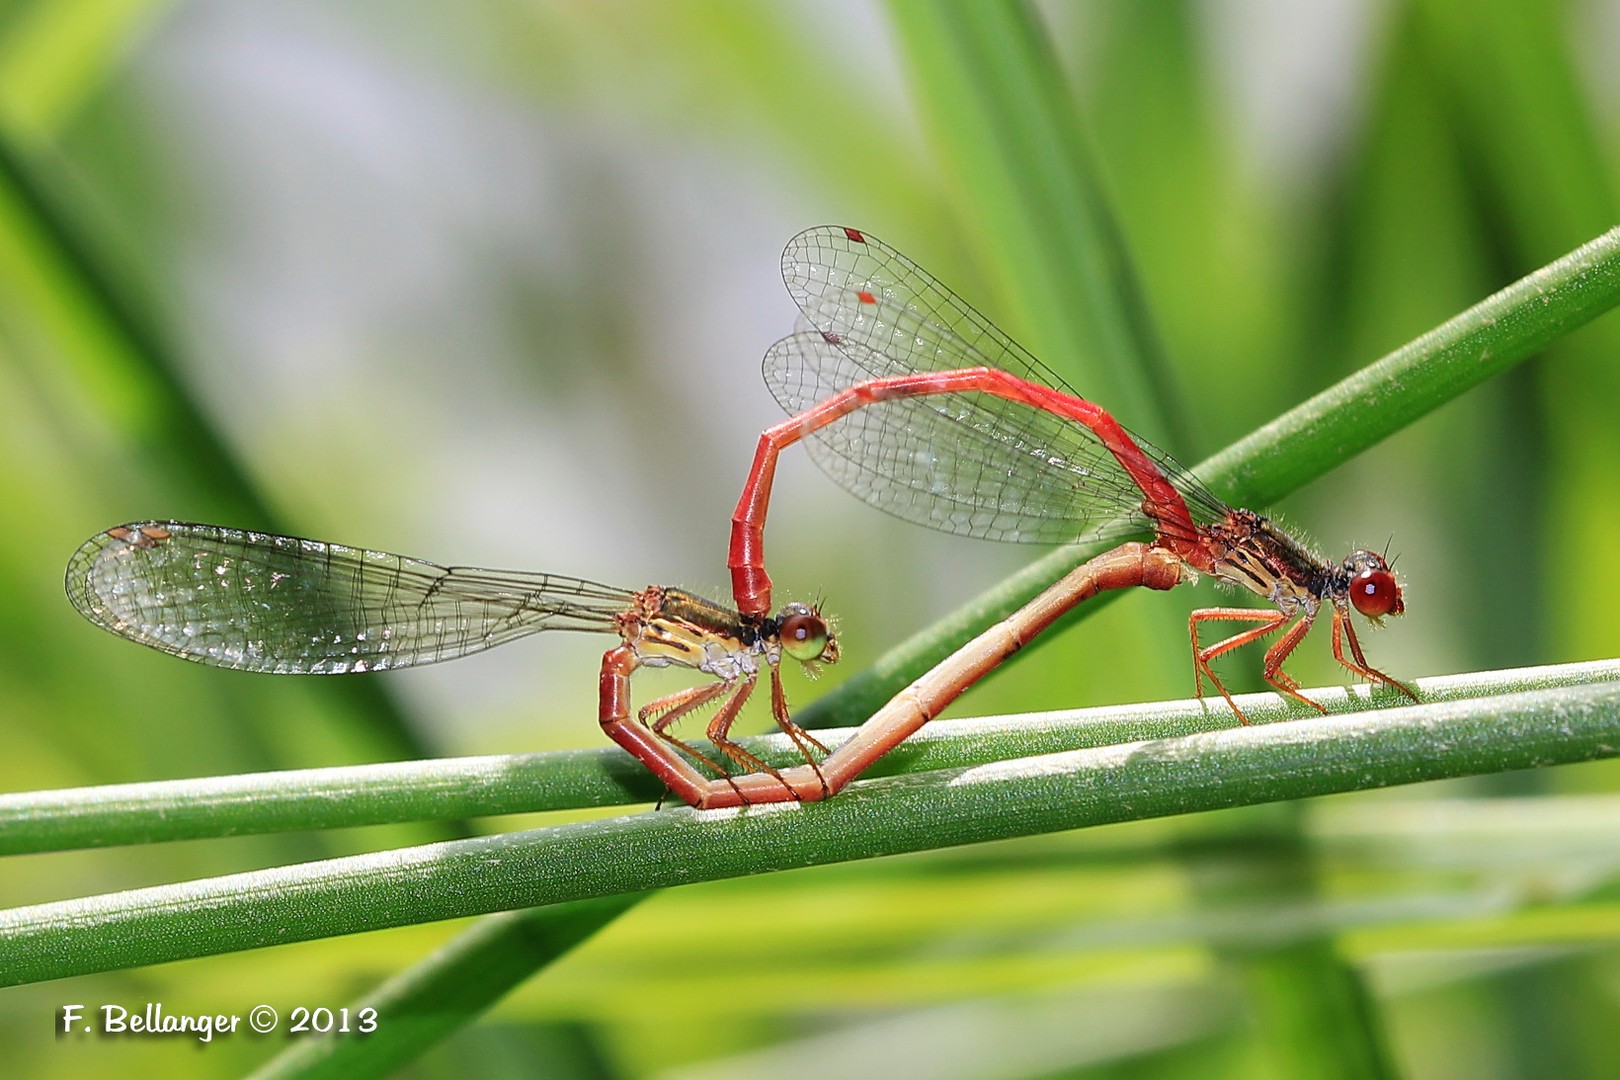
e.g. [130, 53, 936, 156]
[644, 675, 791, 786]
[1189, 607, 1294, 724]
[769, 663, 831, 757]
[642, 680, 745, 786]
[1254, 611, 1328, 713]
[767, 663, 830, 797]
[1330, 608, 1420, 701]
[699, 677, 802, 796]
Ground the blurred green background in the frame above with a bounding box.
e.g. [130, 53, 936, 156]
[4, 1, 1620, 1077]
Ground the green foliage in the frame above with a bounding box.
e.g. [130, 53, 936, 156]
[3, 2, 1620, 1078]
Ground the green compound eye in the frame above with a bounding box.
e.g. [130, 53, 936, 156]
[778, 606, 831, 663]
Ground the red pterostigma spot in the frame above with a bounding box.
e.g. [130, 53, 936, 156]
[729, 225, 1420, 759]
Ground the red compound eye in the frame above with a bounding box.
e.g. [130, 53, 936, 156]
[1350, 569, 1402, 618]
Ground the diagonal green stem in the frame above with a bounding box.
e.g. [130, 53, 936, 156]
[246, 893, 645, 1080]
[0, 130, 433, 764]
[795, 225, 1620, 731]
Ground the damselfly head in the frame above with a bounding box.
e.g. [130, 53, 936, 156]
[774, 602, 839, 669]
[1343, 550, 1404, 621]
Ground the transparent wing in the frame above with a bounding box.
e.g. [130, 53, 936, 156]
[784, 225, 1080, 399]
[764, 331, 1157, 544]
[66, 522, 634, 673]
[771, 225, 1230, 543]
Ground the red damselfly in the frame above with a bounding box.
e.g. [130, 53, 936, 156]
[724, 226, 1417, 798]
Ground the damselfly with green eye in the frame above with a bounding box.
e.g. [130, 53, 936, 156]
[67, 521, 838, 808]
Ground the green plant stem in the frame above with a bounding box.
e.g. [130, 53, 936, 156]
[2, 659, 1614, 855]
[5, 673, 1620, 985]
[246, 893, 644, 1080]
[0, 130, 432, 765]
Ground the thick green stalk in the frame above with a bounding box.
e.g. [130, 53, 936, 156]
[3, 660, 1616, 854]
[5, 674, 1620, 985]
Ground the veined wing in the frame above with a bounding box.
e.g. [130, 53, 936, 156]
[770, 226, 1229, 543]
[66, 522, 634, 673]
[764, 331, 1156, 544]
